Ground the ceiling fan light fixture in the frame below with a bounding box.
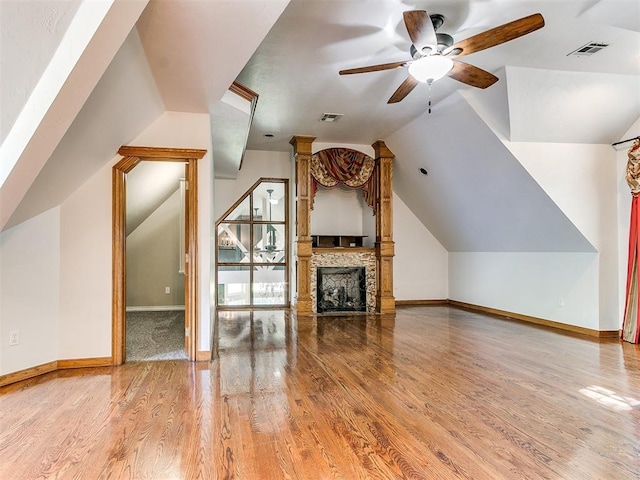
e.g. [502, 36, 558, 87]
[408, 55, 453, 83]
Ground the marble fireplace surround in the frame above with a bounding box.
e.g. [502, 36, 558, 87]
[311, 251, 377, 314]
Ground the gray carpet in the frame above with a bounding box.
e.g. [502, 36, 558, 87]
[126, 310, 187, 361]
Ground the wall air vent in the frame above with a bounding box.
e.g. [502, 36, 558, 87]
[567, 42, 610, 56]
[320, 113, 343, 122]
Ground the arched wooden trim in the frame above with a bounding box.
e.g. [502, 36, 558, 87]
[112, 146, 206, 365]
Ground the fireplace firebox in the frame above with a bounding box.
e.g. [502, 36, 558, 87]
[316, 267, 366, 313]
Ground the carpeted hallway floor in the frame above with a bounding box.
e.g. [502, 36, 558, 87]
[126, 310, 187, 361]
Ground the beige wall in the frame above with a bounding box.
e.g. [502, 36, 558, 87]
[126, 189, 185, 308]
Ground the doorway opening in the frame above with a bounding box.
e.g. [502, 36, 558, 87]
[125, 162, 187, 361]
[112, 147, 207, 364]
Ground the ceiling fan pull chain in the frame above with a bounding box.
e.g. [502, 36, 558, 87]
[427, 79, 433, 114]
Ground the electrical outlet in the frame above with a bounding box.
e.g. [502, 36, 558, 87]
[165, 286, 171, 294]
[9, 330, 19, 346]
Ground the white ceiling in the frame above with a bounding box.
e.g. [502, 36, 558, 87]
[225, 0, 639, 150]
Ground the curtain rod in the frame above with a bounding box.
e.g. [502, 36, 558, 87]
[612, 136, 640, 147]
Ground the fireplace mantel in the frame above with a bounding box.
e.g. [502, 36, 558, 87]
[290, 137, 395, 315]
[311, 250, 377, 314]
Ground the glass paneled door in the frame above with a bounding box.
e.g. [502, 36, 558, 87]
[216, 179, 289, 307]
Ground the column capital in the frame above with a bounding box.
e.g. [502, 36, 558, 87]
[290, 136, 316, 154]
[372, 140, 394, 159]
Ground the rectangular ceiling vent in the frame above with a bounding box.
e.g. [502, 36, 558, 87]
[567, 42, 610, 56]
[320, 113, 343, 122]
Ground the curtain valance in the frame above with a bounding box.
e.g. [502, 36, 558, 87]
[310, 148, 377, 212]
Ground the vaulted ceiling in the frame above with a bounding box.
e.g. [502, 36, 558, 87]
[1, 0, 639, 253]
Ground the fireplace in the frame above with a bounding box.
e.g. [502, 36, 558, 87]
[316, 267, 366, 313]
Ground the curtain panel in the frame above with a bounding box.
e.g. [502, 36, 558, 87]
[622, 140, 640, 343]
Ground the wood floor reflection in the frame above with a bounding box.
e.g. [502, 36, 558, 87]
[1, 306, 639, 479]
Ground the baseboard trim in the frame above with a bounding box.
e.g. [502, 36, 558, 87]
[0, 357, 115, 388]
[57, 357, 113, 369]
[0, 361, 58, 388]
[126, 306, 185, 312]
[197, 350, 212, 362]
[449, 300, 620, 338]
[396, 299, 448, 306]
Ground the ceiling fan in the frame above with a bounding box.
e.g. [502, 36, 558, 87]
[339, 10, 545, 104]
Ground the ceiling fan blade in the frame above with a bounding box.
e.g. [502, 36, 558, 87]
[339, 60, 409, 75]
[446, 13, 544, 58]
[447, 61, 498, 89]
[403, 10, 437, 55]
[388, 76, 419, 104]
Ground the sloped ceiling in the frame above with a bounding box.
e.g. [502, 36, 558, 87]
[126, 162, 184, 235]
[0, 0, 150, 231]
[2, 0, 289, 231]
[5, 28, 165, 230]
[388, 91, 596, 253]
[135, 0, 291, 112]
[507, 67, 639, 144]
[0, 0, 81, 146]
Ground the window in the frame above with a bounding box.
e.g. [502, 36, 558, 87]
[216, 179, 288, 307]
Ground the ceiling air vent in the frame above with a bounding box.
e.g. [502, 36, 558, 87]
[567, 42, 610, 56]
[320, 113, 343, 122]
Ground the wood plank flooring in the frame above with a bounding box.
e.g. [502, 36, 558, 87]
[1, 306, 639, 479]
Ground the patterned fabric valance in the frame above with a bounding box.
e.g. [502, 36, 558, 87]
[626, 140, 640, 195]
[310, 148, 377, 212]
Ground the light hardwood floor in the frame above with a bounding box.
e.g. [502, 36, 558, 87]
[1, 306, 639, 479]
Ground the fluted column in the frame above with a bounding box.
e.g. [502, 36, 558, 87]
[372, 140, 395, 314]
[290, 136, 316, 315]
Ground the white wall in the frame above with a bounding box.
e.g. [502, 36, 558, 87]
[434, 94, 621, 332]
[59, 164, 112, 359]
[394, 193, 448, 301]
[215, 149, 292, 220]
[449, 252, 600, 329]
[505, 141, 619, 329]
[311, 186, 364, 236]
[0, 208, 60, 374]
[57, 111, 213, 360]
